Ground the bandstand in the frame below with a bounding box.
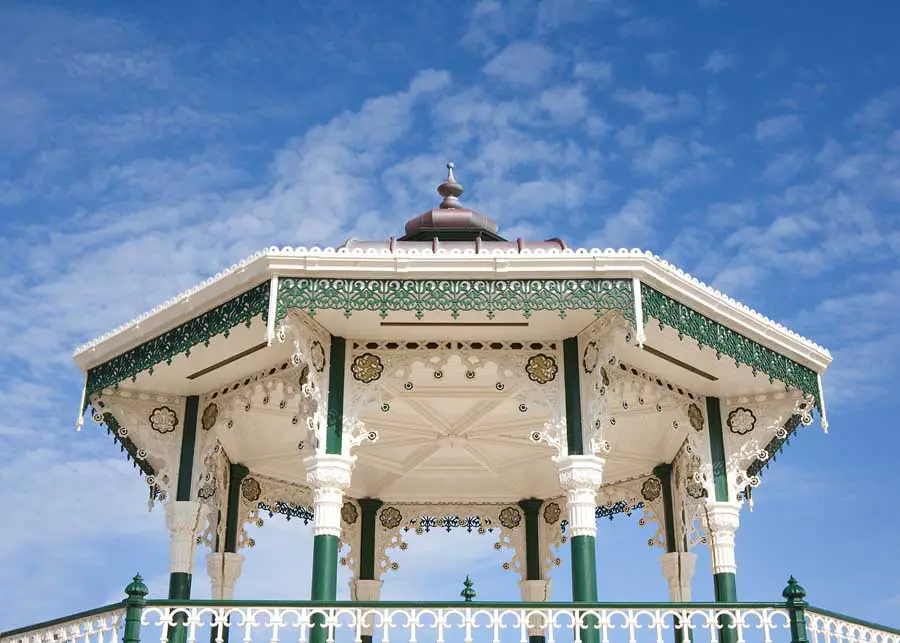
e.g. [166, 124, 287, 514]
[7, 164, 898, 643]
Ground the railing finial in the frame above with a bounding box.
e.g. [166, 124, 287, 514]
[783, 576, 810, 643]
[461, 576, 476, 602]
[123, 574, 148, 643]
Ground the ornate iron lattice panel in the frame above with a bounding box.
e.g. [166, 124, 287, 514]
[276, 278, 635, 321]
[85, 282, 271, 397]
[640, 284, 820, 402]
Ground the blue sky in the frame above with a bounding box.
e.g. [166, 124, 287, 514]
[2, 0, 900, 632]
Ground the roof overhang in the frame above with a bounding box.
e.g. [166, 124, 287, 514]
[73, 247, 832, 376]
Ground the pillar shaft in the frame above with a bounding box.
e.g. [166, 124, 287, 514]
[519, 499, 548, 643]
[306, 454, 354, 601]
[705, 397, 740, 605]
[557, 455, 604, 643]
[169, 396, 200, 600]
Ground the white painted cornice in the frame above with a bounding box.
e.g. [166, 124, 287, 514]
[72, 246, 832, 373]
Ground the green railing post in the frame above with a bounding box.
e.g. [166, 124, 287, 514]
[783, 577, 810, 643]
[122, 574, 148, 643]
[461, 577, 476, 602]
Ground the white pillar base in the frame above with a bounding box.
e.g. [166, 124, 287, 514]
[351, 579, 383, 636]
[166, 500, 208, 575]
[703, 501, 740, 575]
[207, 552, 244, 600]
[659, 552, 696, 602]
[520, 580, 552, 636]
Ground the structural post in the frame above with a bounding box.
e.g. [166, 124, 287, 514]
[783, 577, 810, 643]
[519, 499, 550, 643]
[705, 398, 741, 643]
[168, 395, 202, 601]
[705, 397, 740, 602]
[306, 454, 354, 643]
[353, 498, 384, 643]
[557, 456, 604, 643]
[207, 463, 249, 643]
[655, 464, 696, 643]
[122, 574, 148, 643]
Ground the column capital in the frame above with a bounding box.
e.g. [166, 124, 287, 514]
[351, 578, 383, 602]
[556, 455, 605, 539]
[206, 552, 244, 600]
[703, 501, 741, 575]
[304, 453, 355, 490]
[520, 580, 552, 636]
[304, 454, 355, 538]
[165, 500, 208, 575]
[660, 552, 697, 602]
[556, 455, 605, 490]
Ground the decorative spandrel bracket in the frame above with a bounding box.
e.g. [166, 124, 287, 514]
[722, 392, 816, 508]
[370, 502, 527, 582]
[235, 473, 315, 550]
[88, 390, 186, 508]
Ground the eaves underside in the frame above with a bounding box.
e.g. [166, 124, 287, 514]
[74, 250, 832, 402]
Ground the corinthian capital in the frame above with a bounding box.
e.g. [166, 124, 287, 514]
[304, 454, 355, 538]
[702, 501, 741, 575]
[556, 455, 605, 539]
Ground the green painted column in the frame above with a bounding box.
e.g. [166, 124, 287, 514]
[208, 464, 249, 643]
[357, 498, 383, 643]
[705, 398, 738, 602]
[309, 337, 352, 643]
[561, 337, 601, 643]
[519, 499, 547, 643]
[169, 395, 200, 601]
[706, 398, 740, 643]
[655, 464, 693, 643]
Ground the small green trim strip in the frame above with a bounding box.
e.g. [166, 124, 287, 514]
[652, 464, 677, 552]
[518, 499, 543, 581]
[641, 284, 820, 402]
[563, 337, 584, 456]
[325, 337, 346, 455]
[85, 282, 270, 397]
[175, 396, 199, 502]
[277, 278, 634, 321]
[706, 398, 730, 503]
[223, 464, 250, 553]
[358, 498, 384, 581]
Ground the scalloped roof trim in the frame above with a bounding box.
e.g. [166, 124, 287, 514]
[73, 245, 831, 359]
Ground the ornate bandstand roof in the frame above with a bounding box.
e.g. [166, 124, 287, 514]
[73, 163, 831, 520]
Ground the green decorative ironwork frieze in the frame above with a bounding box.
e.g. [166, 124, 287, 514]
[85, 282, 271, 397]
[276, 278, 635, 321]
[640, 284, 820, 401]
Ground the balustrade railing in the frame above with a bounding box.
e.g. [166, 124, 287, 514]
[3, 577, 899, 643]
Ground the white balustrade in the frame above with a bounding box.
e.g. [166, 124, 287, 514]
[0, 608, 124, 643]
[138, 604, 792, 643]
[807, 610, 900, 643]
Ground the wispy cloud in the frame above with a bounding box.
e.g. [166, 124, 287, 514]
[756, 113, 803, 143]
[703, 49, 736, 73]
[483, 41, 559, 86]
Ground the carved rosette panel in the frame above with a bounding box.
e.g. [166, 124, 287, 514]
[721, 392, 815, 505]
[89, 390, 186, 505]
[236, 474, 315, 550]
[539, 499, 567, 576]
[338, 499, 361, 577]
[196, 440, 230, 549]
[345, 340, 565, 455]
[598, 475, 667, 550]
[371, 503, 526, 581]
[275, 310, 332, 453]
[199, 357, 318, 453]
[671, 439, 710, 551]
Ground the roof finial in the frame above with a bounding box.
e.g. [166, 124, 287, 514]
[438, 161, 464, 209]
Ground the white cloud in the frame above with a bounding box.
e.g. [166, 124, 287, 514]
[646, 51, 674, 75]
[573, 59, 613, 86]
[537, 84, 589, 123]
[703, 49, 736, 73]
[761, 149, 807, 183]
[613, 88, 699, 122]
[483, 41, 558, 86]
[632, 136, 684, 174]
[850, 88, 900, 129]
[618, 17, 665, 38]
[756, 114, 803, 143]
